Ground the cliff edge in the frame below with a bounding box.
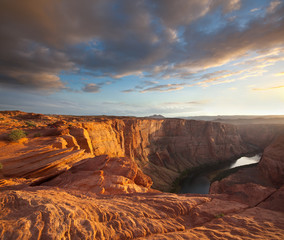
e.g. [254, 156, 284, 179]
[0, 111, 284, 239]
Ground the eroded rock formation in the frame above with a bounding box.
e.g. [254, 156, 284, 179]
[43, 155, 153, 194]
[210, 134, 284, 209]
[1, 111, 284, 191]
[1, 184, 284, 239]
[0, 111, 284, 239]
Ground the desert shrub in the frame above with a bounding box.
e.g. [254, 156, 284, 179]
[215, 213, 224, 218]
[0, 117, 4, 121]
[8, 129, 26, 142]
[25, 121, 36, 127]
[0, 163, 2, 169]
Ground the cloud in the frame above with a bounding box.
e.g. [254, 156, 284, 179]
[250, 8, 260, 12]
[82, 83, 101, 93]
[98, 100, 206, 116]
[252, 85, 284, 91]
[153, 0, 241, 28]
[122, 89, 135, 93]
[0, 72, 65, 92]
[199, 70, 236, 83]
[122, 80, 159, 93]
[0, 0, 283, 93]
[142, 80, 159, 86]
[163, 100, 209, 106]
[234, 48, 284, 67]
[0, 88, 83, 114]
[267, 0, 282, 14]
[177, 1, 284, 69]
[274, 72, 284, 76]
[210, 0, 241, 13]
[112, 71, 143, 79]
[140, 84, 185, 93]
[152, 0, 211, 27]
[0, 39, 74, 91]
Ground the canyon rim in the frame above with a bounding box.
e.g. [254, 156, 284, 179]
[1, 0, 284, 239]
[0, 111, 284, 239]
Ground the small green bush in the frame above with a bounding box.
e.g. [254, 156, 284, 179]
[8, 129, 26, 142]
[25, 121, 36, 127]
[215, 213, 224, 218]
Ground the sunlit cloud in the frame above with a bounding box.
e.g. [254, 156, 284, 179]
[82, 83, 101, 93]
[267, 0, 282, 14]
[0, 0, 284, 116]
[196, 70, 244, 87]
[163, 100, 209, 106]
[252, 85, 284, 91]
[122, 89, 136, 93]
[92, 100, 205, 116]
[140, 84, 185, 93]
[274, 72, 284, 76]
[122, 80, 160, 93]
[112, 71, 143, 79]
[1, 0, 283, 92]
[250, 8, 260, 12]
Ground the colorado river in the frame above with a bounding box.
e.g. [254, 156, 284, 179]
[179, 155, 261, 194]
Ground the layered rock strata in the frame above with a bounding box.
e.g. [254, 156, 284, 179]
[1, 111, 284, 191]
[0, 186, 283, 239]
[0, 112, 284, 239]
[64, 118, 253, 190]
[210, 134, 284, 209]
[43, 155, 153, 194]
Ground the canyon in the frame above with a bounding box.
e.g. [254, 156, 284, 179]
[0, 111, 284, 239]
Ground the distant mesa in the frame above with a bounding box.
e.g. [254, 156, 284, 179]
[146, 114, 165, 119]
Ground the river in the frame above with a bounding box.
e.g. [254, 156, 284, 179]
[179, 154, 261, 194]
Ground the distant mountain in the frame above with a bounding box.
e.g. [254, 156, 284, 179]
[182, 115, 284, 125]
[146, 114, 165, 119]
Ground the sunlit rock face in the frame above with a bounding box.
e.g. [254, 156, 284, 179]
[1, 111, 254, 191]
[1, 187, 284, 239]
[75, 117, 284, 190]
[210, 134, 284, 210]
[78, 118, 251, 190]
[43, 155, 154, 194]
[258, 134, 284, 188]
[1, 111, 284, 239]
[1, 111, 284, 191]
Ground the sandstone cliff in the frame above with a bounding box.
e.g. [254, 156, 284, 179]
[258, 134, 284, 188]
[43, 155, 154, 194]
[0, 112, 284, 239]
[210, 134, 284, 210]
[1, 111, 284, 191]
[238, 124, 284, 150]
[80, 118, 251, 190]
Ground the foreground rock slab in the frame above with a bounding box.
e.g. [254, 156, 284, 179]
[1, 188, 283, 240]
[43, 155, 154, 194]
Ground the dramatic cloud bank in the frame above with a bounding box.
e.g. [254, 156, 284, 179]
[1, 0, 283, 92]
[0, 0, 283, 116]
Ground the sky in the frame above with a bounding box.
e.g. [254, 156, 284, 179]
[0, 0, 284, 117]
